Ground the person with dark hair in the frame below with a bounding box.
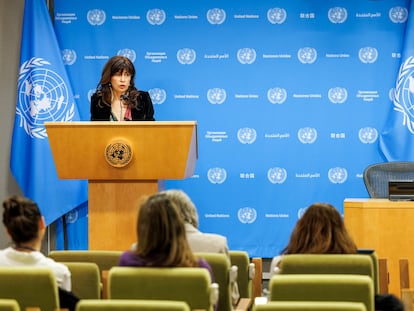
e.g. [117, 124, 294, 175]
[0, 195, 78, 311]
[119, 193, 214, 280]
[90, 55, 155, 121]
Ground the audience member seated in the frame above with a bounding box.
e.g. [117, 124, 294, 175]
[269, 202, 403, 311]
[0, 195, 79, 311]
[119, 192, 214, 281]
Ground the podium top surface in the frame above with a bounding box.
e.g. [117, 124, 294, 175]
[45, 121, 198, 180]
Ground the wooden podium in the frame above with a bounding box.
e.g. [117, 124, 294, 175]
[45, 121, 198, 251]
[344, 198, 414, 296]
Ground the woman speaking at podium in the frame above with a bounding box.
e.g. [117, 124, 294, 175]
[90, 55, 155, 121]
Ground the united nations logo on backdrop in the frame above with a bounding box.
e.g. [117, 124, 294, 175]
[328, 167, 348, 184]
[267, 167, 287, 184]
[177, 48, 196, 65]
[389, 6, 408, 23]
[328, 87, 348, 104]
[117, 49, 136, 62]
[148, 88, 167, 105]
[237, 128, 257, 144]
[358, 127, 378, 144]
[105, 140, 133, 168]
[87, 9, 106, 26]
[237, 48, 256, 65]
[146, 9, 166, 25]
[16, 57, 76, 139]
[390, 57, 414, 134]
[237, 207, 257, 224]
[328, 7, 347, 24]
[65, 209, 78, 224]
[297, 127, 317, 144]
[62, 49, 77, 66]
[207, 88, 227, 104]
[297, 47, 317, 64]
[206, 8, 226, 25]
[267, 87, 287, 104]
[207, 167, 227, 184]
[358, 47, 378, 64]
[267, 8, 287, 24]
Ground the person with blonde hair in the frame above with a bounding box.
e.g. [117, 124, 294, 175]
[162, 189, 229, 257]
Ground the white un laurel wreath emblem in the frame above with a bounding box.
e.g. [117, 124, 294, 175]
[148, 88, 167, 105]
[206, 8, 226, 25]
[359, 47, 378, 64]
[267, 8, 287, 25]
[87, 9, 106, 26]
[359, 127, 378, 144]
[177, 48, 196, 65]
[328, 87, 348, 104]
[17, 57, 75, 139]
[267, 167, 287, 184]
[237, 128, 257, 144]
[207, 168, 227, 184]
[328, 7, 348, 24]
[393, 56, 414, 134]
[118, 49, 136, 63]
[147, 9, 167, 25]
[267, 87, 287, 104]
[207, 88, 227, 104]
[328, 167, 348, 184]
[238, 207, 257, 224]
[389, 7, 408, 23]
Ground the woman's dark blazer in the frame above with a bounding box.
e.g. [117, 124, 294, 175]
[90, 91, 155, 121]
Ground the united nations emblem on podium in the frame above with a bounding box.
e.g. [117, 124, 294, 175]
[105, 139, 133, 168]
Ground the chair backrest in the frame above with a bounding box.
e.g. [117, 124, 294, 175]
[48, 250, 122, 273]
[62, 262, 101, 299]
[195, 252, 235, 311]
[0, 299, 21, 311]
[363, 161, 414, 198]
[269, 274, 374, 311]
[108, 266, 218, 311]
[76, 299, 191, 311]
[229, 250, 253, 299]
[279, 254, 375, 292]
[253, 301, 367, 311]
[0, 267, 59, 311]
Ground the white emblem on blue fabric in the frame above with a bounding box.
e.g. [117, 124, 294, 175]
[328, 87, 348, 104]
[16, 57, 75, 139]
[117, 49, 136, 62]
[65, 209, 78, 224]
[267, 87, 287, 104]
[237, 48, 256, 65]
[328, 7, 347, 24]
[297, 47, 317, 64]
[267, 8, 287, 24]
[267, 167, 287, 184]
[146, 9, 166, 25]
[328, 167, 348, 184]
[62, 49, 77, 65]
[207, 88, 227, 104]
[389, 6, 408, 23]
[237, 128, 257, 144]
[207, 167, 227, 184]
[177, 48, 196, 65]
[87, 9, 106, 26]
[238, 207, 257, 224]
[391, 56, 414, 133]
[206, 8, 226, 25]
[297, 127, 317, 144]
[148, 88, 167, 105]
[359, 127, 378, 144]
[358, 47, 378, 64]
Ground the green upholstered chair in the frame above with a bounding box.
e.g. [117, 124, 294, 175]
[229, 250, 254, 299]
[195, 252, 239, 311]
[75, 299, 191, 311]
[253, 301, 367, 311]
[269, 274, 374, 311]
[62, 262, 101, 299]
[48, 250, 122, 273]
[108, 266, 219, 311]
[279, 254, 376, 292]
[0, 267, 59, 311]
[0, 299, 21, 311]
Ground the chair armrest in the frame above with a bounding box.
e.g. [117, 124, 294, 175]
[251, 257, 262, 298]
[101, 270, 109, 299]
[234, 298, 252, 311]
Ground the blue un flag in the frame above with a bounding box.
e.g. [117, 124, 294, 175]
[380, 4, 414, 161]
[10, 0, 88, 225]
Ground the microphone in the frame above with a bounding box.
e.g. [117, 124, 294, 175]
[120, 94, 129, 102]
